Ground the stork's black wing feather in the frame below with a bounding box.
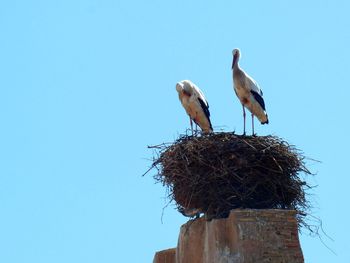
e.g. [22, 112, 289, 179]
[250, 90, 266, 111]
[197, 97, 213, 129]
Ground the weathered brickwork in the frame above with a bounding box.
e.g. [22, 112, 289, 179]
[153, 248, 176, 263]
[153, 209, 304, 263]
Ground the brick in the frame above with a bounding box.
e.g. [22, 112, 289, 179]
[154, 209, 304, 263]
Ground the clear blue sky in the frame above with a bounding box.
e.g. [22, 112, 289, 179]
[0, 1, 349, 262]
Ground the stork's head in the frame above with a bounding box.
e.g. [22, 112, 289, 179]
[176, 80, 192, 96]
[232, 48, 240, 69]
[176, 82, 183, 93]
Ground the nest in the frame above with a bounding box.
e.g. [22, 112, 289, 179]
[148, 132, 312, 225]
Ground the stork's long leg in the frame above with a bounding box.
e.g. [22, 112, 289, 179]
[242, 105, 246, 135]
[251, 113, 255, 135]
[190, 117, 194, 135]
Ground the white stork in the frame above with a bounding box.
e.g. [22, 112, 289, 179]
[231, 49, 269, 135]
[176, 80, 213, 134]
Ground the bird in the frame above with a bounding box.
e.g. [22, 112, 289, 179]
[176, 80, 213, 134]
[231, 48, 269, 135]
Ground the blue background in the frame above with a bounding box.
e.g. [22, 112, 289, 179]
[1, 1, 349, 262]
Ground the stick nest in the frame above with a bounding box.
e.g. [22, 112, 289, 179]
[149, 132, 312, 223]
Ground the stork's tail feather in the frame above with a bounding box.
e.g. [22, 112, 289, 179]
[202, 127, 213, 134]
[202, 117, 213, 133]
[261, 114, 269, 125]
[208, 119, 213, 132]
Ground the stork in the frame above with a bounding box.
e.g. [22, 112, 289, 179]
[231, 49, 269, 135]
[176, 80, 213, 134]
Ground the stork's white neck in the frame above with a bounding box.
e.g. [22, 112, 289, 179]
[232, 59, 241, 73]
[232, 52, 241, 71]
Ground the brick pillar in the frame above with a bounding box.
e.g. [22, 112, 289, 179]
[153, 248, 176, 263]
[154, 209, 304, 263]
